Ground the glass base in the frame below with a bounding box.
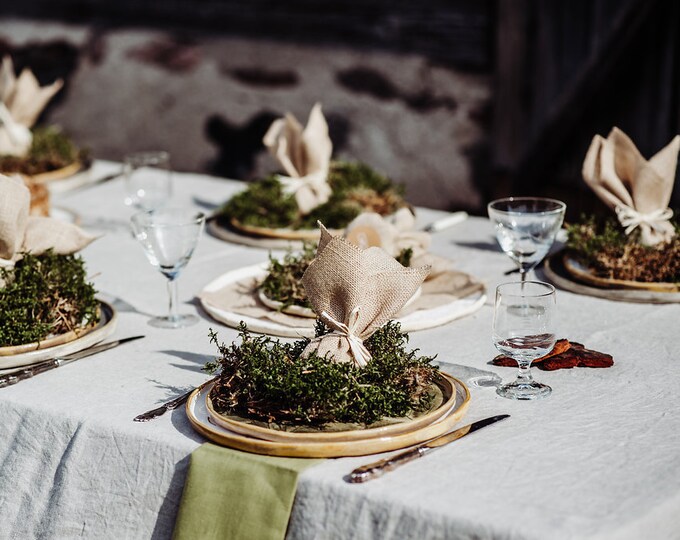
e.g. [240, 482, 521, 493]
[496, 380, 552, 400]
[148, 314, 199, 329]
[468, 373, 503, 388]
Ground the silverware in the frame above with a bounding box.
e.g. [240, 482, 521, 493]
[347, 414, 510, 483]
[68, 171, 122, 193]
[423, 211, 468, 233]
[0, 335, 145, 388]
[133, 376, 218, 422]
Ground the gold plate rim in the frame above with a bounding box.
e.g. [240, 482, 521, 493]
[563, 253, 679, 292]
[230, 218, 343, 240]
[205, 373, 457, 443]
[22, 160, 85, 184]
[186, 373, 470, 458]
[0, 300, 117, 368]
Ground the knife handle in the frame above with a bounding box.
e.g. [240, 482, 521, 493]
[0, 360, 59, 388]
[348, 446, 429, 483]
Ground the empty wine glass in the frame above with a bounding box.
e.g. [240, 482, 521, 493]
[124, 151, 172, 211]
[131, 208, 205, 328]
[488, 197, 566, 281]
[493, 281, 556, 400]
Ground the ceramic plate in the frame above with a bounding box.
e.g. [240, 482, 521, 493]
[28, 160, 94, 193]
[186, 374, 470, 457]
[206, 372, 457, 443]
[542, 254, 680, 304]
[0, 301, 117, 371]
[563, 253, 679, 292]
[200, 264, 486, 338]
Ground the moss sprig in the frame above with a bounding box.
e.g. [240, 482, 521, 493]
[0, 251, 99, 347]
[220, 161, 406, 230]
[205, 321, 440, 427]
[0, 126, 87, 175]
[566, 215, 680, 282]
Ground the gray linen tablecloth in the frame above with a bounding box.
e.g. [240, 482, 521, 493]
[1, 162, 679, 540]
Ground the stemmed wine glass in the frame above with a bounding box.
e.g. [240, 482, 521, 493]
[488, 197, 566, 281]
[124, 151, 172, 211]
[131, 208, 205, 328]
[493, 281, 556, 400]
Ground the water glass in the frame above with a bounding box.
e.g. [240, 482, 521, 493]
[488, 197, 566, 281]
[124, 151, 172, 211]
[130, 208, 205, 328]
[493, 281, 556, 400]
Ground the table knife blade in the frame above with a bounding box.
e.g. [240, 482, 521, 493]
[348, 414, 510, 483]
[0, 335, 144, 388]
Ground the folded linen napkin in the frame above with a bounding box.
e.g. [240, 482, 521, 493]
[344, 207, 431, 259]
[582, 127, 680, 246]
[491, 339, 614, 370]
[299, 223, 430, 367]
[262, 103, 333, 214]
[0, 56, 63, 157]
[0, 174, 95, 266]
[173, 444, 320, 540]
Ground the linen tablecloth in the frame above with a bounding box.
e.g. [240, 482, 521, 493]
[1, 161, 679, 539]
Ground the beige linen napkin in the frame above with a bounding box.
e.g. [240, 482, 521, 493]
[0, 56, 63, 157]
[0, 174, 95, 265]
[344, 208, 431, 258]
[582, 127, 680, 246]
[299, 224, 430, 367]
[262, 103, 332, 214]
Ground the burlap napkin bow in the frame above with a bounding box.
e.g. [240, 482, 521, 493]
[262, 103, 332, 215]
[0, 56, 63, 157]
[0, 174, 95, 266]
[344, 208, 431, 258]
[582, 127, 680, 246]
[300, 223, 430, 367]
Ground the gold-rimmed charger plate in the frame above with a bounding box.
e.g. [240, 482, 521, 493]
[0, 300, 117, 371]
[206, 372, 457, 443]
[186, 374, 470, 458]
[542, 253, 680, 304]
[563, 253, 679, 292]
[230, 218, 340, 241]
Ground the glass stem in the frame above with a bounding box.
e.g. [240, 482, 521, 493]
[516, 360, 533, 384]
[167, 277, 179, 322]
[519, 269, 528, 283]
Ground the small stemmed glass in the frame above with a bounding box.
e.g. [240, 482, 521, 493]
[131, 208, 205, 328]
[488, 197, 566, 281]
[493, 281, 556, 400]
[124, 151, 173, 211]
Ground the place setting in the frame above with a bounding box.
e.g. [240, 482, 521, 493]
[0, 173, 143, 379]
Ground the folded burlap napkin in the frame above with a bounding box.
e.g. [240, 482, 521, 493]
[582, 127, 680, 246]
[0, 56, 63, 157]
[344, 208, 431, 259]
[299, 223, 430, 367]
[0, 174, 95, 266]
[262, 103, 333, 215]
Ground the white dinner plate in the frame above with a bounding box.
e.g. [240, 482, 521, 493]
[0, 301, 117, 372]
[199, 264, 486, 338]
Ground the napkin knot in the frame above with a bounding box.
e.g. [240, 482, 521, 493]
[615, 205, 674, 235]
[319, 306, 372, 368]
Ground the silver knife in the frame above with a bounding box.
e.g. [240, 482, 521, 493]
[0, 335, 144, 388]
[348, 414, 510, 483]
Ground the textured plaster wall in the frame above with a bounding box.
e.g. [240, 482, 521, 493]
[0, 18, 491, 211]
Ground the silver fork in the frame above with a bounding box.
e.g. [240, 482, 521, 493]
[133, 377, 217, 422]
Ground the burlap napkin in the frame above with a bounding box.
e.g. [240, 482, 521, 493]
[344, 208, 431, 258]
[0, 174, 95, 265]
[582, 127, 680, 246]
[299, 224, 430, 367]
[262, 103, 332, 214]
[0, 56, 63, 157]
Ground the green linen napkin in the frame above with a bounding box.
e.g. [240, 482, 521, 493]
[173, 444, 322, 540]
